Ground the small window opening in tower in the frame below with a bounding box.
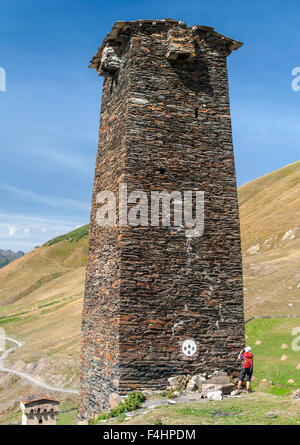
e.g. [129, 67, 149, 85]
[177, 53, 188, 61]
[195, 107, 199, 119]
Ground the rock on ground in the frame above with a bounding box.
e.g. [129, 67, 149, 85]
[167, 375, 188, 391]
[290, 389, 300, 399]
[205, 375, 231, 385]
[201, 382, 234, 398]
[207, 390, 223, 401]
[230, 390, 241, 396]
[186, 374, 206, 391]
[201, 384, 223, 397]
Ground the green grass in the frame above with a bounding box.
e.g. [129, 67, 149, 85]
[105, 393, 300, 425]
[0, 294, 77, 327]
[154, 417, 164, 425]
[202, 396, 300, 425]
[57, 400, 78, 425]
[0, 316, 20, 325]
[40, 301, 70, 315]
[245, 318, 300, 393]
[44, 225, 89, 247]
[265, 386, 291, 396]
[0, 410, 21, 425]
[177, 405, 242, 418]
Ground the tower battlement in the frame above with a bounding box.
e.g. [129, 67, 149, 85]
[89, 19, 242, 75]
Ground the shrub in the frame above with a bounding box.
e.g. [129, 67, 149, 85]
[89, 391, 145, 425]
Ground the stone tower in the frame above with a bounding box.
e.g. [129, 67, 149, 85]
[78, 19, 244, 420]
[20, 395, 60, 425]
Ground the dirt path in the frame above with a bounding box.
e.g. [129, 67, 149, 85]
[0, 335, 78, 395]
[245, 315, 300, 324]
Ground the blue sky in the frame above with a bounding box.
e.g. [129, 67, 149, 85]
[0, 0, 299, 251]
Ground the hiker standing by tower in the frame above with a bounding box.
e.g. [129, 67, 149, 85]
[237, 346, 254, 393]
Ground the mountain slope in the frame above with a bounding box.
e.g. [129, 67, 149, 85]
[239, 161, 300, 253]
[0, 227, 88, 310]
[239, 160, 300, 317]
[0, 250, 24, 269]
[0, 229, 88, 409]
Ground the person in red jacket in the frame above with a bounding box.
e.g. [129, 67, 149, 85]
[237, 346, 254, 393]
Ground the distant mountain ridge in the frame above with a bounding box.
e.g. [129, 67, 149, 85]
[0, 249, 24, 269]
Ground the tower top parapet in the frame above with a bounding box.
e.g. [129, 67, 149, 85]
[89, 19, 243, 74]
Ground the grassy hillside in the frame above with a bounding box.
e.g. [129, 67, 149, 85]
[43, 224, 89, 247]
[239, 160, 300, 317]
[0, 227, 89, 415]
[245, 317, 300, 394]
[238, 161, 300, 251]
[0, 230, 88, 312]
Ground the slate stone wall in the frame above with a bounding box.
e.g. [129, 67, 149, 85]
[78, 20, 245, 421]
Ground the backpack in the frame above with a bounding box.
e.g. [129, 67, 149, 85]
[243, 352, 253, 369]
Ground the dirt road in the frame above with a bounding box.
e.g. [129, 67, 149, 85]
[0, 335, 78, 394]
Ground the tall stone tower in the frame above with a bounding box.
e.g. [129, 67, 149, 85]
[78, 19, 244, 420]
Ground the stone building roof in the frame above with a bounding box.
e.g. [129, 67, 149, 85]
[89, 18, 243, 70]
[21, 394, 59, 406]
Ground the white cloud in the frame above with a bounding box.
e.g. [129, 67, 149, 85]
[24, 227, 30, 236]
[0, 212, 87, 252]
[8, 225, 18, 237]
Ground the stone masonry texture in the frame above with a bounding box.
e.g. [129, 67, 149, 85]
[78, 19, 245, 421]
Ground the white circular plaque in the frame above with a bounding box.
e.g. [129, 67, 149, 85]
[182, 339, 197, 357]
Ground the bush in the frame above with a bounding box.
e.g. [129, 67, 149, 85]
[89, 392, 145, 425]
